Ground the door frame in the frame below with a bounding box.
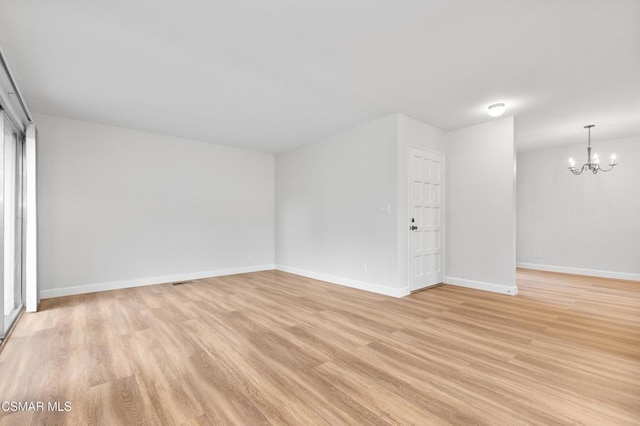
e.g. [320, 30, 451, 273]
[407, 146, 446, 291]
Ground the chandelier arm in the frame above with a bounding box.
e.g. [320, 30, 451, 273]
[568, 164, 587, 175]
[598, 164, 616, 172]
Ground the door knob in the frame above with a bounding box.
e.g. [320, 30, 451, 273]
[410, 225, 418, 231]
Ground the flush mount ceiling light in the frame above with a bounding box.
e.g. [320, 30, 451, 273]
[487, 103, 506, 117]
[568, 125, 617, 175]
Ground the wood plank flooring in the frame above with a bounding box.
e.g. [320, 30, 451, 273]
[0, 269, 638, 425]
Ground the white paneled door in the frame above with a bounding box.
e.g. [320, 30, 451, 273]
[409, 147, 444, 291]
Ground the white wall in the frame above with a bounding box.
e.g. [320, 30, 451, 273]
[517, 136, 640, 280]
[36, 112, 519, 299]
[397, 114, 446, 289]
[36, 114, 275, 298]
[276, 113, 517, 297]
[275, 114, 403, 296]
[445, 117, 517, 294]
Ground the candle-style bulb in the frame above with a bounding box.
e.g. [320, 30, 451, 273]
[568, 157, 575, 168]
[610, 153, 617, 165]
[593, 153, 600, 164]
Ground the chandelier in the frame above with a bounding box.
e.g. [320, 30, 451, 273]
[568, 125, 617, 175]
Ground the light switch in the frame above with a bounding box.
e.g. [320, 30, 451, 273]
[378, 204, 391, 214]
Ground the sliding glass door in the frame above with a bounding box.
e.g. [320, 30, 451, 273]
[1, 112, 25, 341]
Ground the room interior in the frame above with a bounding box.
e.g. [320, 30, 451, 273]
[0, 1, 638, 424]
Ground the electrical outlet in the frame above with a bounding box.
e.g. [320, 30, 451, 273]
[361, 264, 368, 274]
[534, 250, 541, 259]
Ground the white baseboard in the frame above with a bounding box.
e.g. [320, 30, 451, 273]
[40, 264, 276, 299]
[275, 265, 410, 298]
[445, 276, 518, 295]
[516, 262, 640, 282]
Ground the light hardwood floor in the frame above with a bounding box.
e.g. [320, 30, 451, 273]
[0, 269, 638, 425]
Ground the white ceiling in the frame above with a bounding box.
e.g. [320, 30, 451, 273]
[0, 0, 638, 152]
